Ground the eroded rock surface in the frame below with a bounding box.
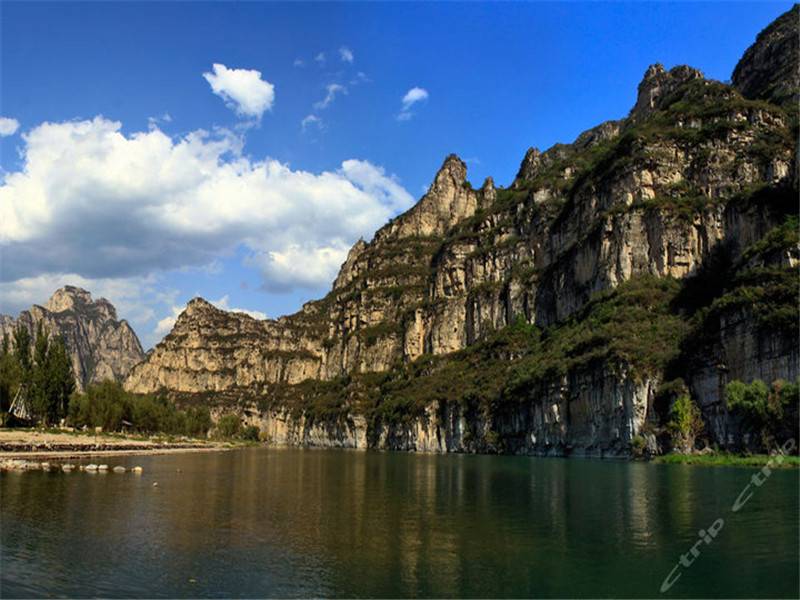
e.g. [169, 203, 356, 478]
[125, 7, 799, 456]
[1, 286, 145, 390]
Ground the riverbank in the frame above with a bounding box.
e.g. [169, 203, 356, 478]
[653, 452, 800, 468]
[0, 428, 240, 461]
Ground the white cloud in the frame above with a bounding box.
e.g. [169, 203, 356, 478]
[339, 47, 354, 63]
[154, 305, 183, 337]
[314, 84, 346, 110]
[397, 87, 429, 121]
[0, 117, 20, 137]
[212, 295, 267, 320]
[314, 52, 326, 65]
[350, 71, 370, 86]
[293, 58, 305, 68]
[0, 117, 415, 295]
[340, 159, 414, 214]
[202, 63, 275, 119]
[147, 113, 172, 130]
[247, 242, 351, 292]
[301, 114, 323, 131]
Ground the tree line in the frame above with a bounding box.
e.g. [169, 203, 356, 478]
[0, 323, 74, 425]
[0, 323, 256, 440]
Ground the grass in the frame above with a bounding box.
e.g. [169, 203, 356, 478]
[653, 452, 800, 468]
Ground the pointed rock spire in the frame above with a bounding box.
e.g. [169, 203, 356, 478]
[513, 147, 542, 186]
[630, 63, 703, 121]
[431, 154, 468, 195]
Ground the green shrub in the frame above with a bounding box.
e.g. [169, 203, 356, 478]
[242, 425, 260, 441]
[668, 394, 704, 453]
[726, 378, 799, 451]
[631, 434, 647, 458]
[216, 413, 242, 439]
[484, 430, 501, 448]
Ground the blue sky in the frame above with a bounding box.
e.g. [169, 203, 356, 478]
[0, 1, 792, 348]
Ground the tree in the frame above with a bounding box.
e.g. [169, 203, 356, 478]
[668, 394, 704, 453]
[12, 325, 31, 374]
[46, 336, 75, 423]
[25, 323, 76, 426]
[216, 414, 242, 439]
[0, 334, 22, 416]
[29, 322, 51, 423]
[726, 378, 799, 451]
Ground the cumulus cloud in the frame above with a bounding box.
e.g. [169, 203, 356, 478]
[293, 58, 305, 68]
[339, 47, 354, 63]
[314, 84, 346, 110]
[0, 117, 20, 137]
[397, 87, 429, 121]
[203, 63, 275, 119]
[314, 52, 326, 65]
[247, 243, 351, 292]
[0, 117, 415, 294]
[339, 159, 414, 214]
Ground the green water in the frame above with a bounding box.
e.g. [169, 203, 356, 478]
[1, 448, 798, 598]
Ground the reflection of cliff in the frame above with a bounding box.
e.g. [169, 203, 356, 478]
[1, 450, 798, 596]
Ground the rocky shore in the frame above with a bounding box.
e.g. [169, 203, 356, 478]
[0, 429, 228, 462]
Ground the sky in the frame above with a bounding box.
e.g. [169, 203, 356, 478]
[0, 1, 793, 348]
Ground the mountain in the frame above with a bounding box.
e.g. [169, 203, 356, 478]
[1, 286, 145, 391]
[125, 6, 799, 455]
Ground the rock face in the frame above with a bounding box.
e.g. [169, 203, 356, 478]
[126, 7, 798, 456]
[1, 286, 145, 391]
[732, 4, 799, 107]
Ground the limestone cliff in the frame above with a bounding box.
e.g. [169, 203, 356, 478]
[125, 6, 799, 456]
[1, 286, 145, 391]
[732, 4, 799, 107]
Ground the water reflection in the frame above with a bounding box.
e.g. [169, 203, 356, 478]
[2, 449, 798, 598]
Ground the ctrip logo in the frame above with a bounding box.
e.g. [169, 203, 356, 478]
[659, 438, 796, 594]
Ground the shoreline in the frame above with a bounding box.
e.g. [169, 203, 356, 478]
[0, 428, 236, 464]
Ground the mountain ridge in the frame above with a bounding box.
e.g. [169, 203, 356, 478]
[124, 5, 799, 456]
[1, 286, 145, 391]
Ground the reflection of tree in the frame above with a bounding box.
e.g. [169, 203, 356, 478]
[2, 451, 797, 597]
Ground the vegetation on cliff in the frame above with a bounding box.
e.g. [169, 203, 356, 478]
[122, 6, 799, 457]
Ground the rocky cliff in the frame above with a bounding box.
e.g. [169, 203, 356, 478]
[126, 6, 799, 456]
[1, 286, 145, 391]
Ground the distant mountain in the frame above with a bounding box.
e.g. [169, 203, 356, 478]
[1, 286, 145, 391]
[125, 6, 798, 456]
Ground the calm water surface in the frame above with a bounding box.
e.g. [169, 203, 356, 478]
[1, 448, 798, 598]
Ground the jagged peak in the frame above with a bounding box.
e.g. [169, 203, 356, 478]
[630, 63, 704, 121]
[513, 147, 543, 185]
[332, 237, 368, 290]
[46, 286, 94, 313]
[183, 297, 217, 316]
[431, 153, 468, 193]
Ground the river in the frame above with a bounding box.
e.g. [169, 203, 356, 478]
[1, 448, 797, 598]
